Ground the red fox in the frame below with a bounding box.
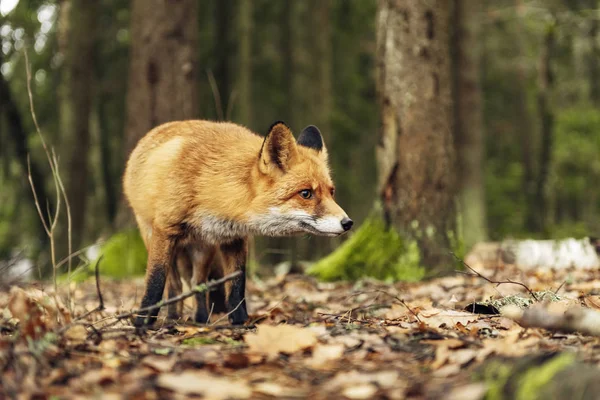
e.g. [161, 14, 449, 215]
[123, 120, 352, 326]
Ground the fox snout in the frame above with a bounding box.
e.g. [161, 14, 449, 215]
[341, 217, 354, 231]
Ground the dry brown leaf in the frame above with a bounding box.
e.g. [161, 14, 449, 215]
[64, 325, 88, 343]
[157, 371, 251, 399]
[245, 324, 317, 360]
[583, 296, 600, 310]
[432, 363, 461, 378]
[420, 308, 479, 328]
[306, 343, 345, 369]
[141, 355, 175, 372]
[385, 303, 411, 320]
[342, 384, 378, 399]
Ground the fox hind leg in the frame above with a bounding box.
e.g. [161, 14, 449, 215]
[134, 228, 175, 327]
[219, 238, 248, 325]
[166, 250, 189, 320]
[189, 244, 217, 324]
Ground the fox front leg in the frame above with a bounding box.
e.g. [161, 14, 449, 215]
[219, 238, 249, 325]
[134, 229, 176, 327]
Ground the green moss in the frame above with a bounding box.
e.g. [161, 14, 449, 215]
[516, 353, 575, 400]
[94, 229, 147, 278]
[182, 337, 218, 346]
[481, 361, 513, 400]
[307, 211, 425, 282]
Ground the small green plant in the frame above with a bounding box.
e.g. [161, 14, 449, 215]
[93, 229, 147, 278]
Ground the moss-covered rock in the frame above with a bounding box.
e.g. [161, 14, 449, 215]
[94, 229, 147, 278]
[307, 212, 425, 282]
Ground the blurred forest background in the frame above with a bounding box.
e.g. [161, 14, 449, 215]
[0, 0, 599, 279]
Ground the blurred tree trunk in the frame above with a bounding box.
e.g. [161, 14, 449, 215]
[534, 23, 556, 234]
[451, 0, 487, 249]
[236, 0, 252, 127]
[514, 0, 537, 233]
[308, 0, 334, 259]
[376, 0, 456, 270]
[309, 0, 332, 135]
[0, 53, 51, 239]
[63, 0, 98, 248]
[215, 0, 233, 119]
[588, 9, 600, 105]
[118, 0, 199, 227]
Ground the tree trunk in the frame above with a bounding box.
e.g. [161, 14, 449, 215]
[236, 0, 252, 127]
[307, 0, 334, 259]
[588, 9, 600, 106]
[64, 0, 98, 248]
[215, 0, 233, 119]
[118, 0, 199, 227]
[0, 53, 51, 240]
[534, 24, 556, 234]
[513, 0, 537, 233]
[451, 0, 487, 249]
[376, 0, 456, 270]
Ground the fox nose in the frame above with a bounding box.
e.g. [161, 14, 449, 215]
[341, 217, 353, 231]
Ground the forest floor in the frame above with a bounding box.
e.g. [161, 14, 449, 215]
[2, 261, 600, 399]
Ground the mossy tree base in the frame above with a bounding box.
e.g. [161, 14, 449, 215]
[307, 211, 425, 282]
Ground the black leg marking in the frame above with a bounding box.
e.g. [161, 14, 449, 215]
[194, 292, 210, 323]
[134, 266, 166, 327]
[227, 267, 248, 325]
[220, 239, 249, 325]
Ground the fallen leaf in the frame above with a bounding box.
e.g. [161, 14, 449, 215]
[343, 384, 378, 399]
[245, 324, 317, 360]
[306, 343, 345, 369]
[142, 355, 175, 372]
[64, 325, 88, 343]
[420, 308, 479, 328]
[157, 371, 251, 399]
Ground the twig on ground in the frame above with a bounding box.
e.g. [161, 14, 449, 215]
[210, 298, 245, 326]
[113, 270, 242, 322]
[451, 252, 539, 302]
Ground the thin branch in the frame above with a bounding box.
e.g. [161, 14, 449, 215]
[451, 252, 539, 302]
[113, 270, 242, 321]
[373, 290, 422, 323]
[210, 298, 244, 326]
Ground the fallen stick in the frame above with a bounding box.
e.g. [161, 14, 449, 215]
[502, 304, 600, 337]
[113, 270, 242, 321]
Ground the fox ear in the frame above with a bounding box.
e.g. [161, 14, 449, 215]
[259, 121, 298, 174]
[298, 125, 328, 161]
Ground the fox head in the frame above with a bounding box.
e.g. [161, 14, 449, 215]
[251, 121, 353, 237]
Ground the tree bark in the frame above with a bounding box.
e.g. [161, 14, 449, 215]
[451, 0, 487, 249]
[118, 0, 199, 227]
[376, 0, 456, 270]
[534, 23, 556, 234]
[215, 0, 233, 119]
[588, 8, 600, 105]
[64, 0, 98, 248]
[0, 54, 51, 238]
[236, 0, 252, 127]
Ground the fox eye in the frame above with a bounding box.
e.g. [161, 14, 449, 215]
[330, 188, 336, 197]
[299, 189, 313, 199]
